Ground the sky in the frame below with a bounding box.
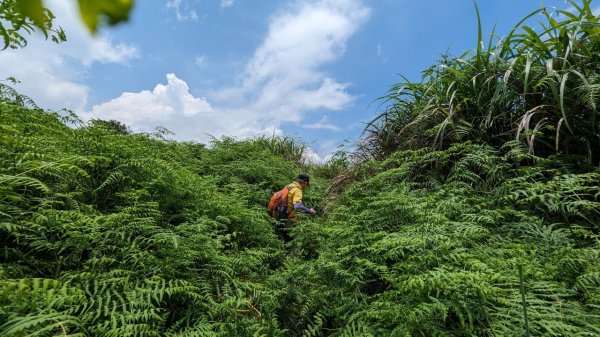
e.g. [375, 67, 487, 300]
[0, 0, 577, 161]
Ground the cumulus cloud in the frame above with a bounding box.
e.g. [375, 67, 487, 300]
[86, 73, 282, 143]
[1, 0, 370, 158]
[87, 73, 213, 124]
[85, 0, 370, 154]
[0, 0, 139, 112]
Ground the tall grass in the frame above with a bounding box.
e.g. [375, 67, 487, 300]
[364, 0, 600, 166]
[253, 134, 309, 166]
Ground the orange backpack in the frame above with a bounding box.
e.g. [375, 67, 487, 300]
[267, 185, 292, 219]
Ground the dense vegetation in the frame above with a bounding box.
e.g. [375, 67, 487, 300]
[0, 86, 309, 335]
[1, 1, 599, 336]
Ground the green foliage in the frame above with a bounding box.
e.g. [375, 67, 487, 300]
[364, 0, 600, 166]
[323, 7, 600, 332]
[0, 0, 66, 49]
[77, 0, 134, 33]
[276, 142, 599, 336]
[0, 0, 134, 50]
[2, 1, 600, 336]
[0, 95, 315, 336]
[251, 134, 309, 167]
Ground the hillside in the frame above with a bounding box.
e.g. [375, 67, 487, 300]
[1, 1, 600, 336]
[0, 87, 333, 335]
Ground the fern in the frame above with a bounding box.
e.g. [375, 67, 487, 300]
[0, 84, 40, 110]
[0, 312, 85, 337]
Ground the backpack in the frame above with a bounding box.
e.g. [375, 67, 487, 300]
[267, 185, 292, 220]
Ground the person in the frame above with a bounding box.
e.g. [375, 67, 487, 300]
[285, 173, 317, 222]
[274, 173, 316, 242]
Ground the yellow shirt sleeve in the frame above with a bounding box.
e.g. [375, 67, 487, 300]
[286, 182, 303, 209]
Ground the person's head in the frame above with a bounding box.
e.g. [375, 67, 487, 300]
[296, 173, 310, 189]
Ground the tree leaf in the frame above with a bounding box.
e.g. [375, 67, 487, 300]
[16, 0, 46, 29]
[77, 0, 134, 33]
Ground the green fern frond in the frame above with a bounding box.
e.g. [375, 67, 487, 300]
[0, 174, 51, 194]
[575, 272, 600, 292]
[0, 312, 84, 337]
[0, 84, 41, 110]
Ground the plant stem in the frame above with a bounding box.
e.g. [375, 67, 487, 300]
[518, 264, 530, 337]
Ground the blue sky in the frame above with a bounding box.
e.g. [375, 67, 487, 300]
[0, 0, 576, 161]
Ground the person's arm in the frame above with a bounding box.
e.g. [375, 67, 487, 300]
[291, 187, 316, 215]
[294, 201, 314, 214]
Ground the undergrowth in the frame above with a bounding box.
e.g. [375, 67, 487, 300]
[1, 1, 600, 336]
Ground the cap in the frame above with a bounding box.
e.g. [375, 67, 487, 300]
[297, 173, 310, 186]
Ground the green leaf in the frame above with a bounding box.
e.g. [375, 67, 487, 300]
[16, 0, 46, 28]
[559, 73, 573, 134]
[77, 0, 134, 33]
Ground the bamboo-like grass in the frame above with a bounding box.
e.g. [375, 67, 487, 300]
[364, 0, 600, 166]
[253, 134, 309, 166]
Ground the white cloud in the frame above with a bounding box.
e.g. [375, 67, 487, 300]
[85, 73, 282, 144]
[87, 73, 213, 125]
[86, 0, 370, 154]
[303, 115, 341, 131]
[0, 0, 370, 159]
[303, 147, 326, 164]
[166, 0, 199, 21]
[213, 0, 370, 125]
[0, 0, 139, 112]
[303, 138, 344, 164]
[221, 0, 235, 8]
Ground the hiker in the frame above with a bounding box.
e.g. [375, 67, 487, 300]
[269, 173, 316, 221]
[285, 173, 317, 222]
[268, 173, 316, 241]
